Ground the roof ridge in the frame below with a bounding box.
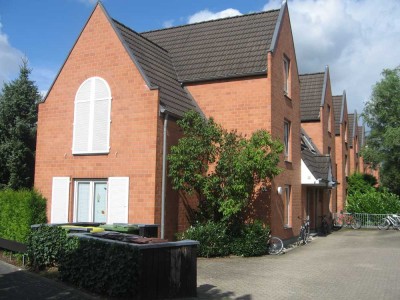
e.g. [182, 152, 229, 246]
[299, 71, 325, 77]
[141, 8, 280, 34]
[112, 18, 170, 54]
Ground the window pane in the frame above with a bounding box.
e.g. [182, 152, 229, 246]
[94, 183, 107, 223]
[77, 182, 90, 222]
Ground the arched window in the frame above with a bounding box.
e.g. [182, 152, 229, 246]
[72, 77, 111, 154]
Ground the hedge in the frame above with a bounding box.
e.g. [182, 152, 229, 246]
[0, 189, 47, 243]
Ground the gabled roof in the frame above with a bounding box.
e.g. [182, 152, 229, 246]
[299, 67, 328, 121]
[332, 91, 346, 136]
[301, 149, 332, 182]
[358, 125, 365, 149]
[112, 19, 197, 117]
[348, 111, 357, 147]
[141, 9, 281, 83]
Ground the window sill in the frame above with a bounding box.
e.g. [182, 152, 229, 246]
[284, 225, 292, 229]
[284, 159, 292, 164]
[72, 151, 110, 156]
[284, 93, 292, 101]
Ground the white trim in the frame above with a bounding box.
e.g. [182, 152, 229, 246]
[51, 177, 70, 223]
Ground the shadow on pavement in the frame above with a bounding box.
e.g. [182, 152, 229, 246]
[196, 284, 252, 300]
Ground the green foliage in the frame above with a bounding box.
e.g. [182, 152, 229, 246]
[230, 221, 269, 257]
[0, 189, 47, 243]
[27, 225, 77, 270]
[169, 111, 283, 225]
[347, 173, 376, 196]
[362, 67, 400, 195]
[347, 189, 400, 214]
[178, 220, 269, 257]
[0, 61, 41, 189]
[178, 221, 231, 257]
[59, 238, 141, 297]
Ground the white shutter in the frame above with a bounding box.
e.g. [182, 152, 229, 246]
[51, 177, 70, 223]
[92, 98, 110, 152]
[107, 177, 129, 224]
[72, 77, 111, 154]
[72, 101, 90, 153]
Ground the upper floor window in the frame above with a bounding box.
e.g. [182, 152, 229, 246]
[284, 120, 291, 161]
[344, 121, 348, 143]
[283, 56, 290, 96]
[327, 104, 331, 133]
[72, 77, 112, 154]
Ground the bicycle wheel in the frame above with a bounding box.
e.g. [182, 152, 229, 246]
[377, 218, 390, 230]
[302, 230, 308, 244]
[268, 236, 283, 255]
[351, 219, 361, 229]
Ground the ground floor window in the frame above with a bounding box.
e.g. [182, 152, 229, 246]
[74, 180, 108, 222]
[285, 185, 291, 227]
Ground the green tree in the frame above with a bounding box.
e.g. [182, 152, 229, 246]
[168, 111, 283, 225]
[0, 61, 41, 189]
[362, 67, 400, 195]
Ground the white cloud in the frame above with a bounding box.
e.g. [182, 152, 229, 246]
[31, 66, 57, 98]
[188, 8, 242, 24]
[163, 20, 174, 28]
[264, 0, 400, 115]
[0, 22, 23, 87]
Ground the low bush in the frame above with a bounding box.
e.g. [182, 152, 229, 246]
[178, 220, 269, 257]
[178, 221, 231, 257]
[230, 221, 269, 257]
[0, 189, 46, 243]
[59, 238, 141, 297]
[27, 225, 77, 270]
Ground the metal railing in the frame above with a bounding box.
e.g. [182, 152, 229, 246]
[332, 213, 392, 229]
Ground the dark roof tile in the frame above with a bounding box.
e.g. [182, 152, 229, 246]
[113, 19, 198, 117]
[302, 149, 332, 181]
[300, 72, 325, 121]
[141, 10, 280, 82]
[332, 95, 343, 135]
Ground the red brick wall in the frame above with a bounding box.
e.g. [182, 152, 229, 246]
[35, 6, 161, 226]
[335, 103, 349, 213]
[186, 8, 301, 239]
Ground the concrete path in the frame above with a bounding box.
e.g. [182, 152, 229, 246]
[0, 261, 99, 300]
[192, 229, 400, 300]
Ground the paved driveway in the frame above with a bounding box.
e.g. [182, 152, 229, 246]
[193, 229, 400, 300]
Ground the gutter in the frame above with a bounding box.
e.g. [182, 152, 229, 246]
[160, 107, 169, 239]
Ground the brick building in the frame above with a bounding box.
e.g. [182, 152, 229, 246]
[333, 92, 350, 212]
[35, 2, 304, 240]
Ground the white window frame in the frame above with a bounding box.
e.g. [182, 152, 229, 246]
[284, 120, 291, 161]
[285, 185, 291, 227]
[327, 104, 331, 133]
[72, 77, 112, 155]
[283, 56, 290, 95]
[73, 179, 108, 222]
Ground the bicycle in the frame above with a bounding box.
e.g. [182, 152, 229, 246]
[267, 233, 284, 255]
[377, 214, 400, 230]
[333, 212, 361, 229]
[319, 215, 331, 235]
[297, 216, 310, 245]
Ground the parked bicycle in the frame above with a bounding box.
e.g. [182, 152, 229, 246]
[267, 233, 284, 255]
[377, 214, 400, 230]
[297, 216, 310, 245]
[333, 212, 361, 229]
[319, 215, 331, 235]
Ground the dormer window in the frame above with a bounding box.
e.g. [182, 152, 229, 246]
[283, 56, 290, 96]
[72, 77, 112, 154]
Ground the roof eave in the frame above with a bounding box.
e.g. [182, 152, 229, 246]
[320, 65, 329, 107]
[180, 70, 267, 84]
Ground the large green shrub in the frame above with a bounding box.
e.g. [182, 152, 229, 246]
[59, 238, 141, 297]
[27, 226, 77, 270]
[230, 221, 269, 257]
[0, 189, 47, 242]
[347, 189, 400, 214]
[178, 221, 231, 257]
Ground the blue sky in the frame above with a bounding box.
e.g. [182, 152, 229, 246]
[1, 0, 400, 116]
